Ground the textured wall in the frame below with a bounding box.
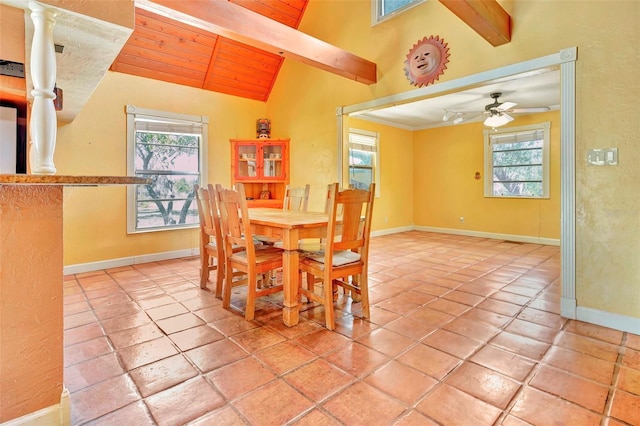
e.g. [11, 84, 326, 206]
[0, 185, 64, 422]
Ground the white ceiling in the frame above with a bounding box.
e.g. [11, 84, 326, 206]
[350, 68, 560, 130]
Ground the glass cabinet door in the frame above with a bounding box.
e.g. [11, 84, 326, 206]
[236, 144, 258, 178]
[262, 142, 285, 179]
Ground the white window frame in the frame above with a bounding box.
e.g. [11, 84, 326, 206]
[348, 128, 380, 197]
[126, 105, 208, 233]
[371, 0, 426, 25]
[483, 122, 551, 199]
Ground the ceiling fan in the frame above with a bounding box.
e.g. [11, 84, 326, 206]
[443, 92, 551, 127]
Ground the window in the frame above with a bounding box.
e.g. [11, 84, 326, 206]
[372, 0, 425, 24]
[126, 105, 208, 233]
[484, 122, 550, 198]
[348, 128, 380, 197]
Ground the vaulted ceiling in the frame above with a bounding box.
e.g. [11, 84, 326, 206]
[110, 0, 309, 102]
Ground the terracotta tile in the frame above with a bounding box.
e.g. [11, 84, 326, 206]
[530, 364, 609, 412]
[129, 354, 198, 397]
[323, 382, 406, 425]
[442, 290, 485, 306]
[109, 323, 164, 349]
[384, 316, 439, 340]
[617, 366, 640, 395]
[284, 359, 354, 402]
[361, 305, 402, 326]
[168, 324, 225, 351]
[231, 326, 287, 352]
[392, 410, 439, 426]
[544, 346, 615, 384]
[210, 314, 260, 336]
[461, 307, 512, 328]
[64, 300, 92, 316]
[253, 340, 317, 375]
[510, 387, 602, 425]
[185, 339, 248, 373]
[356, 327, 415, 357]
[422, 329, 483, 359]
[233, 379, 314, 425]
[364, 359, 438, 405]
[470, 345, 536, 381]
[442, 316, 500, 343]
[397, 344, 461, 380]
[101, 312, 153, 334]
[426, 298, 471, 316]
[207, 356, 277, 400]
[610, 389, 640, 425]
[180, 293, 220, 311]
[146, 303, 189, 321]
[555, 330, 621, 362]
[64, 336, 113, 367]
[445, 361, 521, 409]
[145, 377, 225, 426]
[155, 312, 205, 334]
[413, 282, 452, 297]
[64, 310, 98, 330]
[626, 333, 640, 350]
[501, 414, 533, 426]
[295, 329, 351, 355]
[415, 383, 502, 425]
[324, 341, 389, 378]
[118, 336, 179, 370]
[89, 292, 133, 310]
[490, 331, 551, 361]
[623, 347, 640, 370]
[407, 306, 455, 327]
[565, 320, 624, 345]
[70, 374, 140, 425]
[64, 352, 124, 393]
[292, 409, 342, 426]
[189, 406, 249, 425]
[64, 322, 104, 347]
[505, 318, 558, 344]
[516, 307, 567, 329]
[84, 400, 155, 426]
[477, 298, 522, 316]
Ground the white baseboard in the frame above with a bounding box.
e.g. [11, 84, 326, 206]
[1, 388, 70, 426]
[414, 226, 560, 246]
[371, 225, 414, 237]
[577, 306, 640, 335]
[63, 248, 198, 275]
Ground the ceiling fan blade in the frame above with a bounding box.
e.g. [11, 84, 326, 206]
[497, 101, 517, 111]
[508, 107, 550, 113]
[504, 112, 515, 123]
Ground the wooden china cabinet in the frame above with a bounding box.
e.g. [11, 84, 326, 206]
[230, 138, 289, 208]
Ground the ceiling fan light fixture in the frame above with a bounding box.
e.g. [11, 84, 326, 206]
[453, 113, 464, 125]
[484, 113, 513, 128]
[442, 110, 450, 121]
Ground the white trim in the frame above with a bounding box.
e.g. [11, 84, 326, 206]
[1, 388, 70, 426]
[63, 248, 198, 275]
[415, 226, 560, 246]
[576, 306, 640, 335]
[371, 226, 414, 237]
[371, 0, 427, 26]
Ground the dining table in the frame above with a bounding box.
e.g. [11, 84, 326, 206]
[248, 207, 330, 326]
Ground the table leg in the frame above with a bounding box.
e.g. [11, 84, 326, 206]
[281, 232, 300, 326]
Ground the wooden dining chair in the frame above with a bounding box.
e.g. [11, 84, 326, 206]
[194, 184, 225, 295]
[298, 182, 375, 330]
[283, 184, 310, 211]
[217, 182, 284, 321]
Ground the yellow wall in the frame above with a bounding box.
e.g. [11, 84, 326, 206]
[413, 111, 561, 240]
[57, 72, 266, 265]
[47, 0, 639, 320]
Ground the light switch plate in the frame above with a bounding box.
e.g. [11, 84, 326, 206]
[588, 148, 617, 166]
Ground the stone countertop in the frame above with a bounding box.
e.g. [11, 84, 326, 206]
[0, 175, 149, 185]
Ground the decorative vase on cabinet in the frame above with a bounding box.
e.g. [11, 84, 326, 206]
[230, 138, 289, 208]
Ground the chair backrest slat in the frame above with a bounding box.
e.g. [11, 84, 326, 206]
[217, 182, 255, 257]
[283, 184, 310, 211]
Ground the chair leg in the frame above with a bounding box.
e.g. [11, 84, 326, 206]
[245, 273, 258, 321]
[323, 277, 336, 330]
[360, 272, 370, 319]
[214, 253, 224, 299]
[200, 254, 210, 290]
[222, 259, 233, 309]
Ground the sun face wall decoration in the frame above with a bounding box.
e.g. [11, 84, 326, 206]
[404, 35, 450, 87]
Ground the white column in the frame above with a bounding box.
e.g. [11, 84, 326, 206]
[29, 2, 57, 175]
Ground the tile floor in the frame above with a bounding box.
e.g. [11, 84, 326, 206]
[63, 231, 640, 426]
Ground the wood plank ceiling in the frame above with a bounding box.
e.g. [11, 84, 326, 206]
[110, 0, 309, 102]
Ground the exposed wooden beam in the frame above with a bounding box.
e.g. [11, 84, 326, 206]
[439, 0, 511, 47]
[136, 0, 377, 85]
